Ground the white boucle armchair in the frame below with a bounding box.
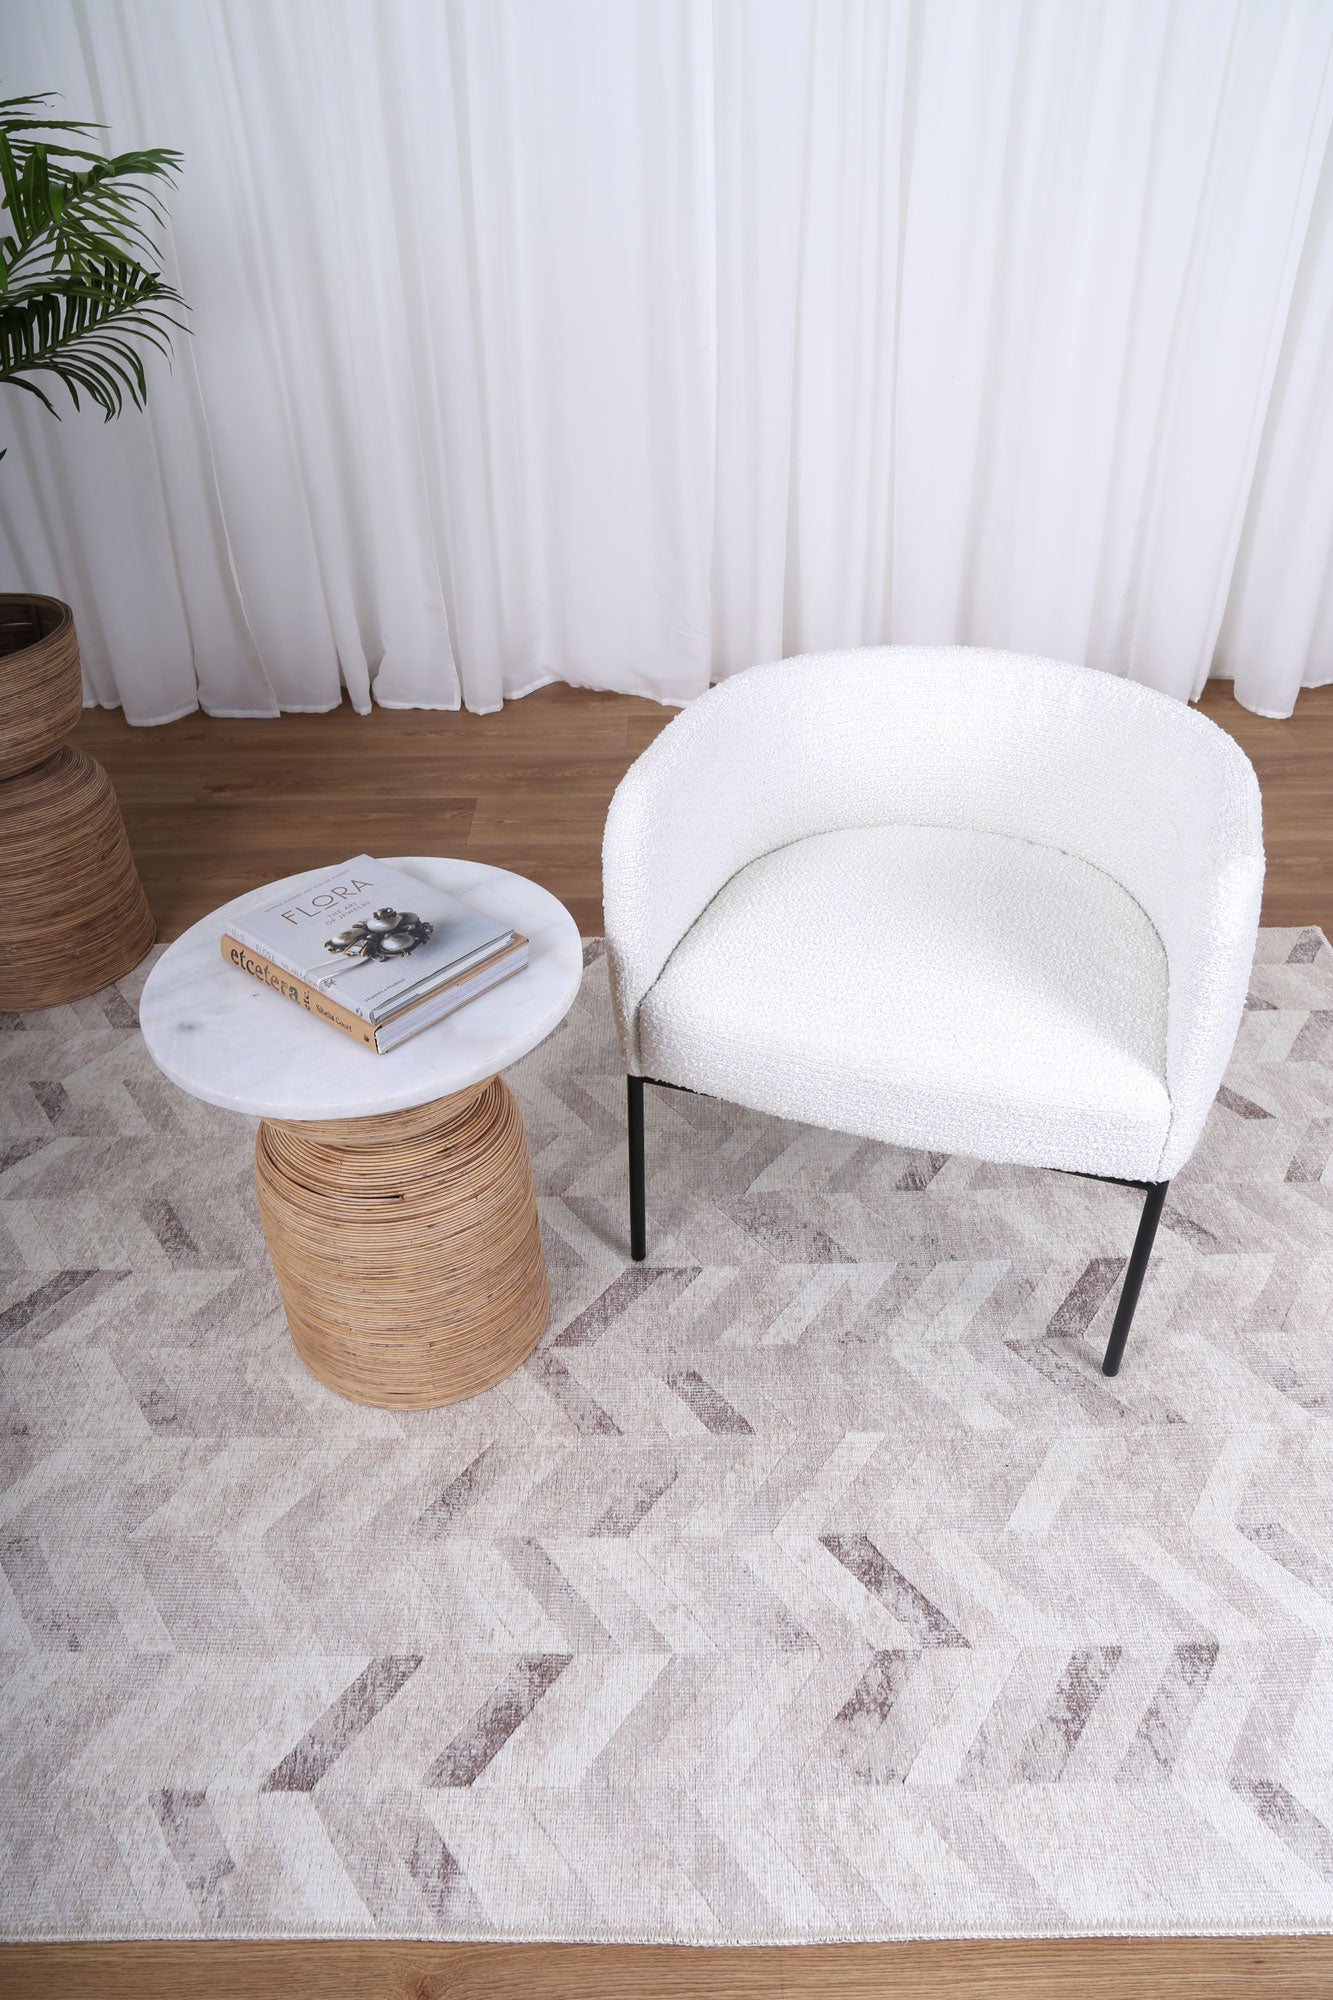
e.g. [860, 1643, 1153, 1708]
[602, 646, 1265, 1376]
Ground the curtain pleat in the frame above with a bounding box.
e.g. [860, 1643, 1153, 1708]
[0, 0, 1329, 722]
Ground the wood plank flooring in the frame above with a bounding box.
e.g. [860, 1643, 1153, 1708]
[67, 677, 1333, 945]
[72, 685, 671, 945]
[6, 674, 1331, 2000]
[3, 1936, 1333, 2000]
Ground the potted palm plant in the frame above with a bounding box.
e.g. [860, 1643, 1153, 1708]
[0, 91, 188, 1008]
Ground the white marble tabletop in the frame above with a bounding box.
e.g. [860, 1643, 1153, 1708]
[139, 857, 583, 1121]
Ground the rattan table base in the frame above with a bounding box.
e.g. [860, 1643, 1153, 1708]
[253, 1077, 549, 1408]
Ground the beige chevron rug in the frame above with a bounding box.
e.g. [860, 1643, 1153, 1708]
[2, 930, 1332, 1944]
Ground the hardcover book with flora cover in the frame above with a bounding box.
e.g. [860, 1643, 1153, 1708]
[225, 854, 513, 1023]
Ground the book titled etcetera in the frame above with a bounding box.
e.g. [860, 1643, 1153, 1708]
[222, 856, 516, 1026]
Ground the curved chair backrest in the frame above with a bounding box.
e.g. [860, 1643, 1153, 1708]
[604, 646, 1264, 1177]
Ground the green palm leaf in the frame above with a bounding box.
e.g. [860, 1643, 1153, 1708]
[0, 89, 188, 440]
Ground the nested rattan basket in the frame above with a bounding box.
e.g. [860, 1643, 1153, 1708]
[0, 594, 85, 781]
[0, 746, 156, 1009]
[0, 595, 155, 1010]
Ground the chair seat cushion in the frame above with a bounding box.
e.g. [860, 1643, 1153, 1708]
[635, 824, 1172, 1181]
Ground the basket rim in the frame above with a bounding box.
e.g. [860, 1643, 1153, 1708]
[0, 591, 73, 638]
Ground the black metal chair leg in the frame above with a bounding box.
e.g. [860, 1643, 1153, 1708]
[627, 1075, 646, 1262]
[1102, 1180, 1168, 1377]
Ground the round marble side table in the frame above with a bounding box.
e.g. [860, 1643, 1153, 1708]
[140, 858, 582, 1409]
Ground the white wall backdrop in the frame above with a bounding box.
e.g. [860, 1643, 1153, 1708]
[2, 0, 1331, 723]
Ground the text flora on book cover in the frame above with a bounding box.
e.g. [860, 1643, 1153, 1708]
[227, 855, 512, 1024]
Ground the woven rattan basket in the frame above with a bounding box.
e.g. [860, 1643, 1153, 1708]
[0, 593, 85, 781]
[0, 594, 155, 1008]
[0, 745, 156, 1009]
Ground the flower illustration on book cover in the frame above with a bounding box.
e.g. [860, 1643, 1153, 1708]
[323, 907, 433, 965]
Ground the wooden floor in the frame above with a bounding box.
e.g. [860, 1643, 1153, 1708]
[3, 1936, 1333, 2000]
[66, 676, 1333, 946]
[6, 675, 1332, 2000]
[70, 683, 678, 945]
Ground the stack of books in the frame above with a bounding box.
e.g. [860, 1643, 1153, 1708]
[221, 855, 527, 1053]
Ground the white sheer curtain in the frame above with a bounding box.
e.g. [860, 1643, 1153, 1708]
[1, 0, 1330, 724]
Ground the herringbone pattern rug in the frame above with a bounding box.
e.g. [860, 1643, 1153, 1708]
[2, 932, 1332, 1942]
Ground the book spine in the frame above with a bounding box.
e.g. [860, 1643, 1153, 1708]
[220, 936, 379, 1050]
[224, 924, 317, 989]
[227, 919, 517, 1023]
